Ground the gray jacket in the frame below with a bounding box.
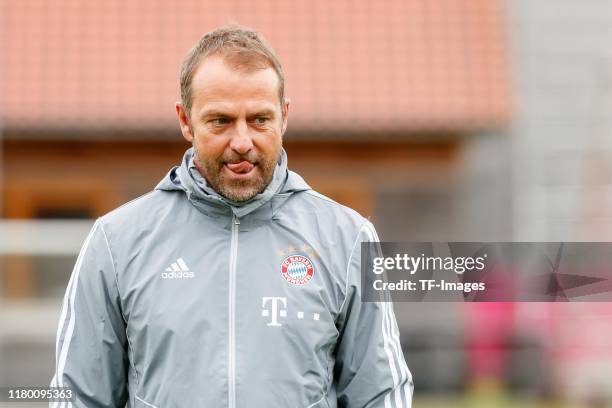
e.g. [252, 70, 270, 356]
[51, 148, 413, 408]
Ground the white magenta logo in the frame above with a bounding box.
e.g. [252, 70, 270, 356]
[261, 296, 322, 327]
[161, 257, 194, 279]
[261, 297, 287, 327]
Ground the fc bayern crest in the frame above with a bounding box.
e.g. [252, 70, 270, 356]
[281, 254, 315, 285]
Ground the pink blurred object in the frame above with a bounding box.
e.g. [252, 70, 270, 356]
[466, 302, 516, 381]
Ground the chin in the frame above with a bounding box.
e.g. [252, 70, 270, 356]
[220, 183, 262, 202]
[224, 191, 259, 202]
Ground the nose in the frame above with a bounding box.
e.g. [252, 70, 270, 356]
[229, 120, 254, 155]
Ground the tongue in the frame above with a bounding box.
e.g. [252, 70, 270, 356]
[226, 161, 254, 174]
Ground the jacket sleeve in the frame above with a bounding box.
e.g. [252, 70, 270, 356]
[50, 219, 129, 408]
[334, 221, 413, 408]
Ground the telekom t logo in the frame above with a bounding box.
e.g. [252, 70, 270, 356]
[261, 297, 287, 327]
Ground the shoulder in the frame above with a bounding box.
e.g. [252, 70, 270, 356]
[283, 188, 373, 238]
[98, 189, 182, 232]
[304, 189, 366, 221]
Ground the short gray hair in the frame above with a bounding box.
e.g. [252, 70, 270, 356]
[180, 24, 285, 115]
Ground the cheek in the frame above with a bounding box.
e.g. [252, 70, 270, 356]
[193, 134, 229, 158]
[253, 129, 282, 152]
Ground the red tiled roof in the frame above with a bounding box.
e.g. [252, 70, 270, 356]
[1, 0, 509, 135]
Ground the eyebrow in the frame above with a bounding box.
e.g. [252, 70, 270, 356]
[200, 108, 277, 120]
[247, 109, 276, 118]
[200, 109, 235, 119]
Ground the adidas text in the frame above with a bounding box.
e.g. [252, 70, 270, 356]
[161, 271, 194, 279]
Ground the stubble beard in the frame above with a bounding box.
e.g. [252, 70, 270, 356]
[193, 145, 279, 202]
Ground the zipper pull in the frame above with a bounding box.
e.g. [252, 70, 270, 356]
[233, 215, 241, 225]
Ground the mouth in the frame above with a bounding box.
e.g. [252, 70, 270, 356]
[224, 161, 256, 176]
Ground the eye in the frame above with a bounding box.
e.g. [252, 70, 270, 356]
[210, 117, 230, 126]
[254, 116, 269, 125]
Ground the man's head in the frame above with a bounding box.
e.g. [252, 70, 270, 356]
[176, 25, 289, 202]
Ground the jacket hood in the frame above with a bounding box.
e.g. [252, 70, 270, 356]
[155, 147, 310, 219]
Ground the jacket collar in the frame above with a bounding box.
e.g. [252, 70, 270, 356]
[155, 147, 310, 222]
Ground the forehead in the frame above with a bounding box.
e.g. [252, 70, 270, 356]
[190, 55, 281, 111]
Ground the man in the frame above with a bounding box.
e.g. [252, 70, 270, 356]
[51, 25, 413, 408]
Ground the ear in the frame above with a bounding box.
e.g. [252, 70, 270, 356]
[176, 102, 194, 143]
[281, 98, 290, 136]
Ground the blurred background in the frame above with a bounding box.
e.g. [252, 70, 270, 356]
[1, 0, 612, 407]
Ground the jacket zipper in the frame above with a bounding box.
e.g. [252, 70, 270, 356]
[228, 214, 240, 408]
